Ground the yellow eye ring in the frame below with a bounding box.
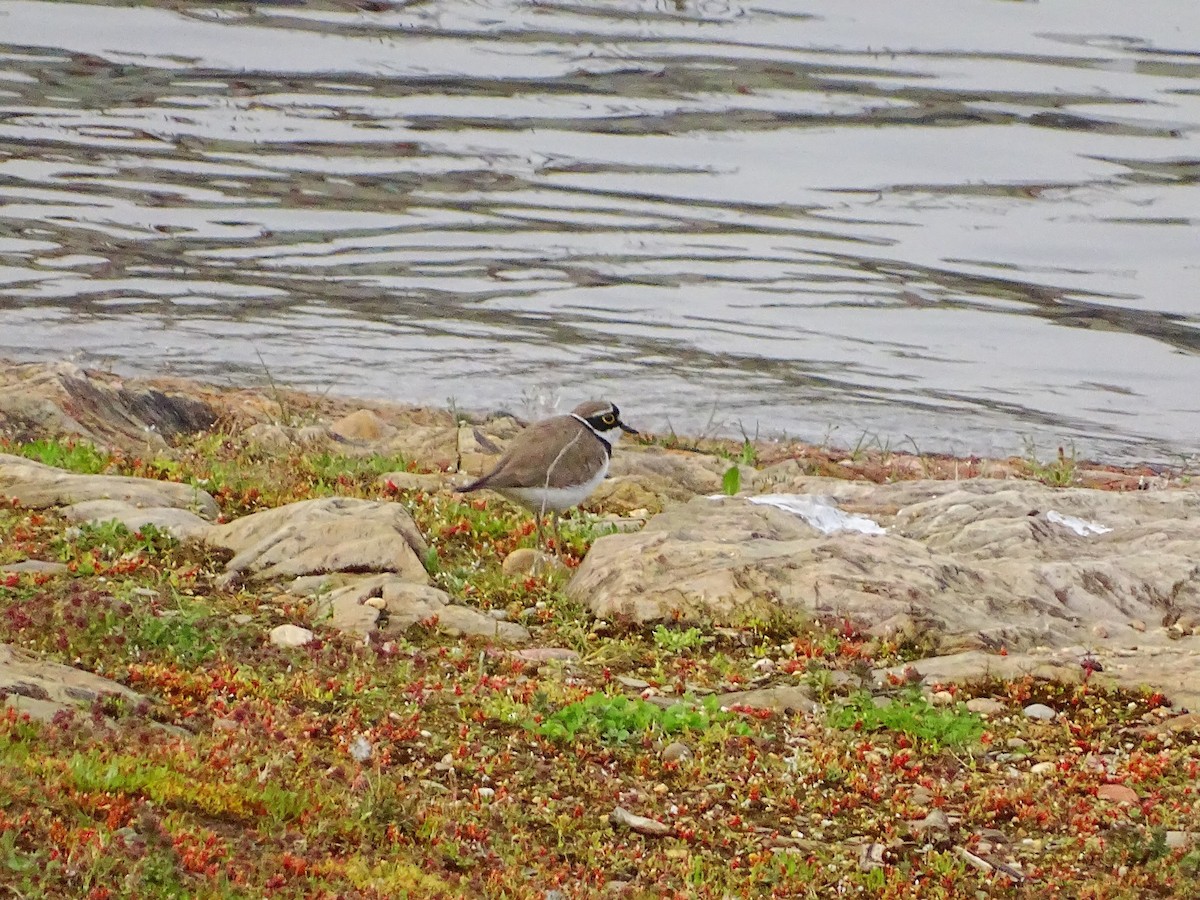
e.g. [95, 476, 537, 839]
[601, 414, 616, 425]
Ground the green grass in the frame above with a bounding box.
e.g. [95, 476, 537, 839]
[52, 520, 177, 560]
[533, 692, 750, 744]
[8, 437, 114, 474]
[1023, 439, 1079, 487]
[828, 687, 986, 749]
[652, 624, 707, 653]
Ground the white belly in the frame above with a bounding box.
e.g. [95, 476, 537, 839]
[497, 461, 609, 513]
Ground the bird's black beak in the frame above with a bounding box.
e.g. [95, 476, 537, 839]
[619, 421, 638, 435]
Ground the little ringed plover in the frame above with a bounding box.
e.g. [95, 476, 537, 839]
[455, 399, 637, 551]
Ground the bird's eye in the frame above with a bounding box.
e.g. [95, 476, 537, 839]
[601, 414, 616, 426]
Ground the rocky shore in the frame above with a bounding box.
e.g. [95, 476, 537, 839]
[2, 359, 1198, 897]
[3, 359, 1197, 710]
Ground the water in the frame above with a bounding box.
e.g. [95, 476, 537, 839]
[0, 0, 1198, 463]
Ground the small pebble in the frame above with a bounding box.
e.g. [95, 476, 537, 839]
[662, 741, 692, 762]
[1097, 783, 1139, 804]
[610, 806, 670, 837]
[269, 624, 314, 648]
[1165, 831, 1199, 849]
[1030, 762, 1056, 776]
[910, 809, 950, 833]
[967, 698, 1005, 716]
[858, 843, 886, 872]
[1023, 703, 1056, 722]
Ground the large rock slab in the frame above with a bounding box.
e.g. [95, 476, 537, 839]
[569, 478, 1200, 655]
[0, 360, 215, 447]
[62, 499, 213, 540]
[1, 642, 146, 722]
[205, 497, 429, 586]
[0, 453, 219, 520]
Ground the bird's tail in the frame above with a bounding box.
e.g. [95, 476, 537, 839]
[455, 474, 488, 494]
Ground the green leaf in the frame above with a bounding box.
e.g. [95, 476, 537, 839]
[722, 465, 741, 496]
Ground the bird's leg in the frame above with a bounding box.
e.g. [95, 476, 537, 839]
[534, 496, 551, 555]
[551, 511, 562, 558]
[533, 513, 545, 552]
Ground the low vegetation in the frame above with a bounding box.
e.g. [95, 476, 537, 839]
[1, 433, 1198, 898]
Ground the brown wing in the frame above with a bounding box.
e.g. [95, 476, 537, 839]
[460, 416, 607, 491]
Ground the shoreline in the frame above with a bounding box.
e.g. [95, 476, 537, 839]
[0, 357, 1191, 491]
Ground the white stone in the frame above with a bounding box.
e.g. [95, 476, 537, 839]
[270, 624, 314, 647]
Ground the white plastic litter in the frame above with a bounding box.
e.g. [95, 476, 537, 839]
[1045, 510, 1112, 536]
[745, 494, 886, 536]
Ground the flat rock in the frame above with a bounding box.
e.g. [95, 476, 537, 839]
[878, 647, 1200, 713]
[375, 424, 460, 472]
[573, 479, 1200, 707]
[965, 697, 1006, 716]
[608, 447, 752, 499]
[590, 447, 759, 513]
[205, 497, 429, 587]
[380, 471, 447, 493]
[570, 480, 1200, 704]
[384, 580, 529, 642]
[62, 499, 213, 540]
[717, 685, 817, 715]
[0, 453, 219, 520]
[0, 559, 68, 575]
[305, 574, 529, 643]
[0, 642, 146, 721]
[433, 603, 531, 643]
